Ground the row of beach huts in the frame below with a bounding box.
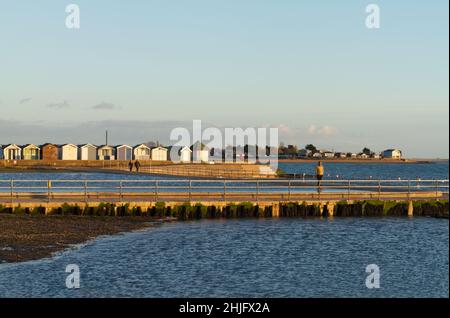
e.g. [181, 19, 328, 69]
[0, 143, 210, 162]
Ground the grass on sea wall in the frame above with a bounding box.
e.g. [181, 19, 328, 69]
[0, 200, 448, 219]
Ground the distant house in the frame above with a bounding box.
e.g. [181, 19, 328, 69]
[79, 144, 97, 160]
[322, 151, 335, 159]
[22, 144, 40, 160]
[335, 152, 346, 158]
[151, 146, 168, 161]
[116, 145, 133, 161]
[3, 144, 21, 160]
[371, 153, 381, 159]
[133, 144, 151, 160]
[60, 144, 78, 160]
[382, 149, 402, 159]
[98, 145, 115, 160]
[347, 152, 357, 159]
[312, 152, 322, 159]
[358, 153, 369, 159]
[41, 143, 59, 161]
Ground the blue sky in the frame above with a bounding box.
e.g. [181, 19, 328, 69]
[0, 0, 448, 157]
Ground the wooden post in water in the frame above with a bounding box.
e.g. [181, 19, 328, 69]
[272, 203, 280, 217]
[408, 200, 414, 217]
[327, 203, 335, 217]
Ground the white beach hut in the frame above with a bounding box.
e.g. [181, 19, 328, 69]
[180, 146, 192, 163]
[133, 144, 151, 160]
[98, 145, 115, 160]
[60, 144, 78, 160]
[3, 144, 22, 160]
[116, 145, 133, 161]
[80, 144, 97, 160]
[22, 144, 41, 160]
[168, 146, 192, 163]
[151, 146, 168, 161]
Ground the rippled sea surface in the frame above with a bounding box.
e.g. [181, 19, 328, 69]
[279, 161, 449, 180]
[0, 218, 448, 298]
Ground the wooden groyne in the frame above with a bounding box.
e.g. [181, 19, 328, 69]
[0, 200, 448, 219]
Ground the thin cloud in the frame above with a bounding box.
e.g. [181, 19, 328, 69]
[91, 102, 119, 110]
[307, 124, 339, 138]
[47, 100, 70, 109]
[19, 98, 32, 104]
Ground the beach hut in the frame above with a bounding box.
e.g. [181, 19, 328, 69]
[3, 144, 22, 160]
[98, 145, 115, 160]
[168, 146, 192, 163]
[133, 144, 151, 160]
[41, 143, 59, 161]
[60, 144, 78, 160]
[22, 144, 41, 160]
[151, 146, 168, 161]
[0, 146, 3, 160]
[79, 144, 97, 160]
[180, 146, 192, 163]
[116, 145, 133, 161]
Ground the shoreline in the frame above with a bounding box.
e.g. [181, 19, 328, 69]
[0, 214, 171, 264]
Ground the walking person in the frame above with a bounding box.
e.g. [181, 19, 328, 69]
[316, 161, 324, 192]
[128, 160, 134, 172]
[134, 160, 141, 173]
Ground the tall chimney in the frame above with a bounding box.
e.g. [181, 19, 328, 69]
[106, 130, 108, 145]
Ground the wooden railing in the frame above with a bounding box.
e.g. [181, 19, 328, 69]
[0, 179, 448, 203]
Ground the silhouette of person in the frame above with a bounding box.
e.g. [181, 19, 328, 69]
[134, 160, 141, 173]
[128, 160, 133, 172]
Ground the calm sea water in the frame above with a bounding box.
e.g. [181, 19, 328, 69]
[278, 161, 449, 180]
[0, 218, 448, 298]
